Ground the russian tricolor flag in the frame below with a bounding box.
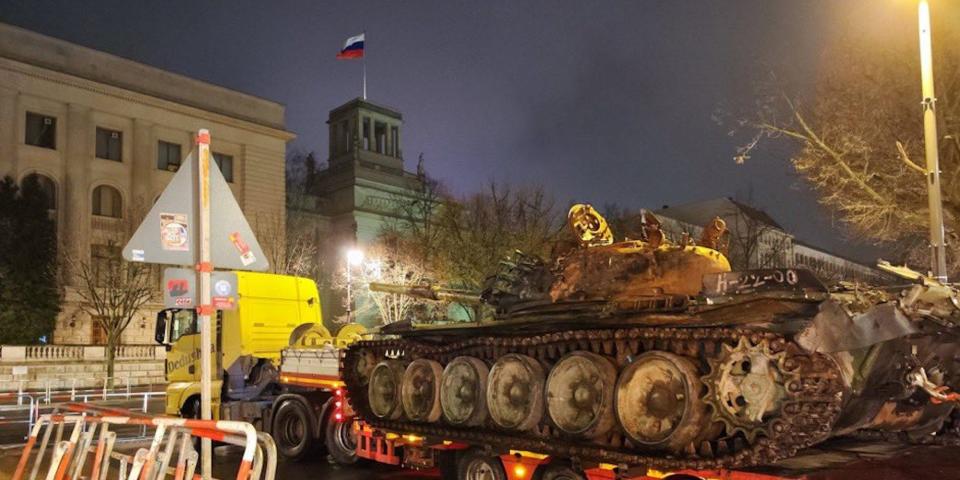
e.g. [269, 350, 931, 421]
[336, 33, 365, 59]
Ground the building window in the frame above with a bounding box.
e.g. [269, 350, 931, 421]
[96, 128, 123, 161]
[90, 243, 121, 291]
[362, 117, 371, 150]
[157, 141, 182, 172]
[22, 173, 57, 210]
[375, 122, 387, 154]
[25, 112, 56, 149]
[339, 120, 350, 154]
[213, 152, 234, 183]
[92, 185, 122, 218]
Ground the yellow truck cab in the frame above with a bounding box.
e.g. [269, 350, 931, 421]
[155, 271, 329, 421]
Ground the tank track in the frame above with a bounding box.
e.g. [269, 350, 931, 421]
[342, 327, 845, 470]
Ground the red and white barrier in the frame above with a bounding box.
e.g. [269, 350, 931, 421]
[10, 404, 275, 480]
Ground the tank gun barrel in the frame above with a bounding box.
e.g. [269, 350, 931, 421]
[368, 282, 482, 305]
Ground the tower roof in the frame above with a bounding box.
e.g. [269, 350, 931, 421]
[328, 97, 403, 122]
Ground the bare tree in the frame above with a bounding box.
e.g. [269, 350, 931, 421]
[381, 168, 448, 265]
[725, 10, 960, 271]
[67, 241, 154, 387]
[431, 183, 564, 320]
[333, 241, 428, 325]
[254, 212, 317, 278]
[725, 208, 792, 270]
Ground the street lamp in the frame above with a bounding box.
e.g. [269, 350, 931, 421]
[345, 248, 364, 322]
[917, 0, 948, 281]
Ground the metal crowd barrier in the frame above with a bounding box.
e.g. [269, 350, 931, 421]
[10, 404, 276, 480]
[0, 385, 165, 440]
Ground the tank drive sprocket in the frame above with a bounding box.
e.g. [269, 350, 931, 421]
[703, 337, 787, 441]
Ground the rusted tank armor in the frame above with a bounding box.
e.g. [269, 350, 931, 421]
[342, 204, 960, 468]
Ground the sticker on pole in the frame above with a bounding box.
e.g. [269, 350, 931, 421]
[160, 213, 189, 251]
[212, 277, 237, 310]
[229, 232, 257, 266]
[163, 272, 195, 308]
[163, 268, 238, 310]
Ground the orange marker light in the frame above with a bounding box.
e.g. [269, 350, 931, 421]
[513, 464, 527, 479]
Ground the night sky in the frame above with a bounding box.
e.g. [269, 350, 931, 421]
[0, 0, 937, 262]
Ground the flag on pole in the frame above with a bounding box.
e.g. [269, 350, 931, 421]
[336, 33, 365, 59]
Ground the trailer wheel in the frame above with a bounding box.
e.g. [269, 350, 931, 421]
[325, 414, 358, 465]
[273, 400, 315, 461]
[535, 464, 587, 480]
[457, 450, 507, 480]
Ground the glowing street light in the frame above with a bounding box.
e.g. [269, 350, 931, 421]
[347, 248, 365, 266]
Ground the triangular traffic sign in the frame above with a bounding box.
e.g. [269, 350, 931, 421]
[122, 149, 269, 271]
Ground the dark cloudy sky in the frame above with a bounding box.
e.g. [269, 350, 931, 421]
[0, 0, 938, 261]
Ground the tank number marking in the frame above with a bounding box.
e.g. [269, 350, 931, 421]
[703, 268, 823, 296]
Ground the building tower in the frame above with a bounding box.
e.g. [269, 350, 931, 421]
[294, 97, 426, 325]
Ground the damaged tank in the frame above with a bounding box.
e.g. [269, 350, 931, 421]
[341, 204, 960, 470]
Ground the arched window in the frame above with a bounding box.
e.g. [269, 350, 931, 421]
[22, 173, 57, 210]
[92, 185, 122, 218]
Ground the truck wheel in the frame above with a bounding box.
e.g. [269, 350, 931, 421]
[273, 400, 315, 461]
[181, 396, 202, 451]
[457, 450, 507, 480]
[325, 414, 358, 465]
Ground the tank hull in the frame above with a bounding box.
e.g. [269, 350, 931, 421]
[343, 298, 960, 468]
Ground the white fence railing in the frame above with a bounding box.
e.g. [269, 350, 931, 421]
[0, 345, 165, 362]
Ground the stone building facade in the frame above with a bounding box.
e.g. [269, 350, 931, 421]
[657, 197, 891, 284]
[0, 23, 294, 344]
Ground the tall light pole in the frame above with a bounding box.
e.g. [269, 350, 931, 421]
[918, 0, 948, 282]
[346, 248, 364, 321]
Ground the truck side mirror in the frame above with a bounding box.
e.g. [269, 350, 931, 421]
[155, 311, 170, 345]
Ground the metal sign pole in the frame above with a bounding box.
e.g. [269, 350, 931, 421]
[196, 129, 213, 480]
[919, 0, 948, 282]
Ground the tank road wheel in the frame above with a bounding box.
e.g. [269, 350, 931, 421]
[487, 354, 545, 431]
[546, 351, 618, 438]
[703, 338, 785, 440]
[615, 351, 708, 452]
[368, 361, 406, 420]
[352, 348, 379, 387]
[441, 356, 490, 426]
[401, 359, 444, 422]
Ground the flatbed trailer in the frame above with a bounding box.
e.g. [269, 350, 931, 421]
[347, 425, 960, 480]
[351, 420, 799, 480]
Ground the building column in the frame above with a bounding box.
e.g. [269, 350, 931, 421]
[0, 87, 17, 177]
[63, 104, 92, 273]
[131, 118, 153, 206]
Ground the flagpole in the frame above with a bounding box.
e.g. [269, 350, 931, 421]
[362, 30, 367, 99]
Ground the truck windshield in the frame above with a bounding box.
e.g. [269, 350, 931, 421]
[168, 309, 198, 343]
